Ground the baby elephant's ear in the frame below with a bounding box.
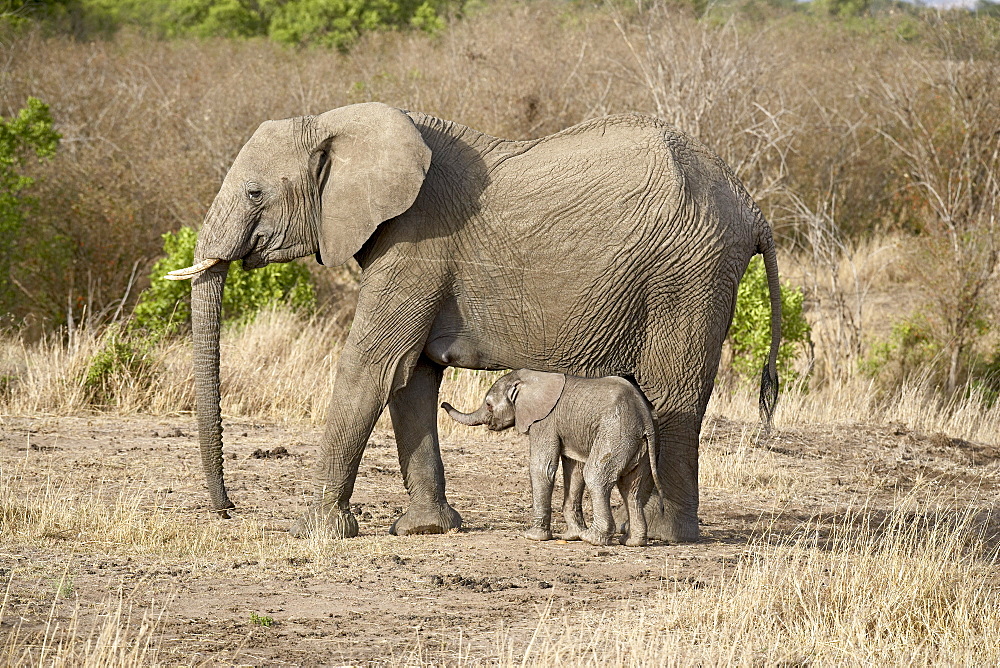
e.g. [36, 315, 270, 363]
[513, 371, 566, 434]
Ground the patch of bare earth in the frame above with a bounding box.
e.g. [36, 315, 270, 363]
[2, 414, 999, 664]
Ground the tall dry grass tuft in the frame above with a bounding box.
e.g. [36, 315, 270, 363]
[709, 372, 1000, 446]
[1, 308, 343, 421]
[1, 308, 512, 438]
[0, 457, 402, 570]
[504, 490, 1000, 665]
[1, 581, 169, 667]
[5, 294, 1000, 447]
[699, 418, 806, 500]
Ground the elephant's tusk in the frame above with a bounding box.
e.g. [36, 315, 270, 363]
[164, 258, 223, 281]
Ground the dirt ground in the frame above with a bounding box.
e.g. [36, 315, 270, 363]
[2, 413, 999, 665]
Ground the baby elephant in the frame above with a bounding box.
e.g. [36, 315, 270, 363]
[441, 369, 665, 546]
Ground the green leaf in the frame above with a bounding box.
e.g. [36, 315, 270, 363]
[730, 256, 811, 382]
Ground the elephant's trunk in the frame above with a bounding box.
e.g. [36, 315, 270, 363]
[191, 261, 235, 518]
[441, 402, 489, 427]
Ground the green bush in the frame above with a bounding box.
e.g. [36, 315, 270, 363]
[861, 313, 1000, 403]
[47, 0, 459, 48]
[0, 97, 60, 312]
[84, 225, 315, 403]
[859, 314, 940, 387]
[131, 225, 315, 336]
[968, 346, 1000, 408]
[729, 256, 811, 382]
[813, 0, 870, 18]
[82, 322, 157, 404]
[268, 0, 451, 50]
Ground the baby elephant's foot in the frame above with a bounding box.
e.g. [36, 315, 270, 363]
[580, 528, 615, 546]
[524, 527, 553, 541]
[561, 526, 586, 541]
[619, 533, 648, 547]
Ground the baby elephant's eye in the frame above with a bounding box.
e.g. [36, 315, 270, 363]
[246, 185, 264, 203]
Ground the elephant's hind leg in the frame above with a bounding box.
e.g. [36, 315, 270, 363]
[641, 409, 701, 543]
[617, 467, 648, 547]
[579, 462, 617, 546]
[560, 456, 587, 541]
[638, 308, 726, 544]
[388, 356, 462, 535]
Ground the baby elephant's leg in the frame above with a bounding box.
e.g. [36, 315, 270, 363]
[579, 462, 617, 546]
[560, 456, 587, 541]
[617, 466, 648, 547]
[525, 435, 559, 541]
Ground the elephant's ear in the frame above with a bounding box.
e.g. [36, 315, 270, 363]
[311, 103, 431, 267]
[512, 371, 566, 435]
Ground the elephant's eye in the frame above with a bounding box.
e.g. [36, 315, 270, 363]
[246, 185, 264, 203]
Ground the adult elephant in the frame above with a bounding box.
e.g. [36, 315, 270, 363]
[167, 102, 781, 542]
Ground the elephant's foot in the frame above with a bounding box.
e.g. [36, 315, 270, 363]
[643, 498, 699, 543]
[561, 522, 587, 541]
[390, 501, 462, 536]
[214, 503, 235, 520]
[580, 528, 615, 546]
[619, 533, 648, 547]
[289, 506, 359, 539]
[524, 527, 553, 541]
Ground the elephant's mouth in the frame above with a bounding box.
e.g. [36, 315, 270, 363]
[240, 250, 267, 270]
[242, 241, 318, 270]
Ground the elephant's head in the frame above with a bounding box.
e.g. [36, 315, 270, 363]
[441, 370, 566, 434]
[166, 103, 432, 517]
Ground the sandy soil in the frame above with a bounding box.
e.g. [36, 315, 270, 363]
[2, 413, 999, 665]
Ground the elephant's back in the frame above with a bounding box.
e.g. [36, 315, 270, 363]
[407, 111, 760, 382]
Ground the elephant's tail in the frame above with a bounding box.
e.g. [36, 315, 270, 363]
[645, 428, 666, 514]
[758, 226, 782, 436]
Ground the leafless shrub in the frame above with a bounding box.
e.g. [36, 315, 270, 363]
[608, 3, 792, 201]
[867, 47, 1000, 394]
[783, 193, 896, 384]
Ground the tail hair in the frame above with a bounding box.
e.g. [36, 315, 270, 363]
[759, 363, 779, 437]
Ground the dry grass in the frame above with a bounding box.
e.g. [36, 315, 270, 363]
[0, 460, 399, 573]
[3, 461, 995, 664]
[4, 301, 1000, 663]
[1, 582, 169, 667]
[708, 370, 1000, 447]
[1, 308, 507, 441]
[504, 495, 1000, 666]
[5, 283, 1000, 445]
[6, 308, 1000, 448]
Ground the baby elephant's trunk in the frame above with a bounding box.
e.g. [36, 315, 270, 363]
[441, 402, 489, 426]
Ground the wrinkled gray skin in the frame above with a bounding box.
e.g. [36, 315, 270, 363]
[442, 370, 666, 547]
[179, 102, 781, 542]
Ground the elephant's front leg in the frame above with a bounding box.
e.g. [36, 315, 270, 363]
[388, 356, 462, 535]
[525, 434, 560, 542]
[290, 346, 390, 538]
